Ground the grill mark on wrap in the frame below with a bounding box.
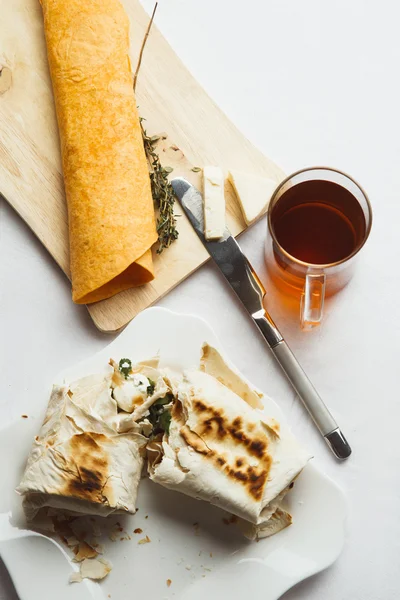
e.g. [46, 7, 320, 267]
[62, 432, 112, 504]
[194, 402, 267, 458]
[180, 400, 273, 501]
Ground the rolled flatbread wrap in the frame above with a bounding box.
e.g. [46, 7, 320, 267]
[40, 0, 157, 303]
[17, 359, 166, 519]
[148, 359, 310, 535]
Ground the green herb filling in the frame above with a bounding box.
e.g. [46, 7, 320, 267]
[148, 394, 173, 435]
[118, 358, 132, 379]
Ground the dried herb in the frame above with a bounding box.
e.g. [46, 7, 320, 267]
[133, 2, 178, 252]
[191, 166, 202, 173]
[141, 121, 179, 253]
[133, 3, 158, 92]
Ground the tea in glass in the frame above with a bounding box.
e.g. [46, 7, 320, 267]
[265, 168, 372, 328]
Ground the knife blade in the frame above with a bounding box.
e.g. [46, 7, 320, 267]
[172, 177, 351, 460]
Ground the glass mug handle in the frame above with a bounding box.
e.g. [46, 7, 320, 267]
[300, 273, 326, 330]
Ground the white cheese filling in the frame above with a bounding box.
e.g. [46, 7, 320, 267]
[113, 374, 150, 413]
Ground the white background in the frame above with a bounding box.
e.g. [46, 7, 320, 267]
[1, 0, 400, 598]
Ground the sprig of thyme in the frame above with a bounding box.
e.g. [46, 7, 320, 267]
[133, 2, 178, 253]
[141, 121, 179, 253]
[133, 3, 158, 92]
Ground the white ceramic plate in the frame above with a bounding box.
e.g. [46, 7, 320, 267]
[0, 308, 347, 600]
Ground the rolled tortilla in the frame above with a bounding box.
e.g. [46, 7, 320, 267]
[148, 365, 311, 533]
[17, 359, 166, 520]
[40, 0, 157, 303]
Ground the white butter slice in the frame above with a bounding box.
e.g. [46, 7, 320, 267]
[203, 166, 225, 240]
[228, 170, 277, 225]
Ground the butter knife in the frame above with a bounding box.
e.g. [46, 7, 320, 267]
[171, 177, 351, 460]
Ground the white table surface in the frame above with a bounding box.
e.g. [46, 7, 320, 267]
[1, 0, 399, 598]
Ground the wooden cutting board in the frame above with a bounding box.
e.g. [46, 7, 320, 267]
[0, 0, 285, 332]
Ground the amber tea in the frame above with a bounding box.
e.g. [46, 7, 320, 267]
[270, 180, 366, 265]
[265, 168, 372, 328]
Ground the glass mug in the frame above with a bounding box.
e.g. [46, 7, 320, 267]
[265, 167, 372, 329]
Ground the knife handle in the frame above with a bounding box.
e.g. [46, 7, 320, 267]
[252, 310, 351, 460]
[271, 340, 352, 459]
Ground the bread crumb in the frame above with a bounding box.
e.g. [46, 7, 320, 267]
[21, 415, 28, 419]
[91, 542, 104, 554]
[166, 579, 172, 587]
[70, 558, 112, 583]
[72, 541, 98, 562]
[134, 528, 143, 534]
[69, 571, 82, 584]
[138, 535, 151, 545]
